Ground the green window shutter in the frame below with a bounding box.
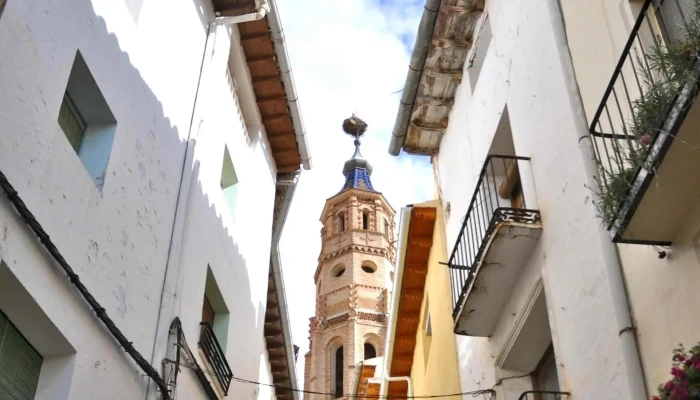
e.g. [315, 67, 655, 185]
[58, 94, 86, 152]
[0, 312, 43, 400]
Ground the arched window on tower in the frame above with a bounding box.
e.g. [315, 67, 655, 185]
[333, 346, 344, 397]
[337, 212, 345, 233]
[384, 218, 390, 236]
[364, 342, 376, 360]
[362, 210, 369, 230]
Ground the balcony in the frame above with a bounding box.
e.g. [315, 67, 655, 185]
[448, 155, 542, 337]
[199, 322, 233, 395]
[590, 0, 700, 244]
[518, 391, 570, 400]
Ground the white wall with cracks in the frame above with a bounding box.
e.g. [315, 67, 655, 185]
[560, 0, 700, 394]
[435, 0, 637, 398]
[0, 0, 281, 399]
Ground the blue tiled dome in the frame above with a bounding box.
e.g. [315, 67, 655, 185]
[339, 140, 376, 193]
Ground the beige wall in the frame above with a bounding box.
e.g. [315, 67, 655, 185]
[410, 201, 462, 398]
[560, 0, 700, 394]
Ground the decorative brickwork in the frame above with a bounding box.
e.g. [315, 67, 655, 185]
[305, 185, 395, 400]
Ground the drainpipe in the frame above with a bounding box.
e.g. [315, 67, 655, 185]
[270, 171, 302, 400]
[388, 0, 441, 156]
[379, 207, 414, 398]
[267, 0, 312, 170]
[546, 0, 648, 398]
[213, 0, 270, 25]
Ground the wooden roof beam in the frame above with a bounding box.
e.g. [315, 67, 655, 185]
[410, 121, 446, 132]
[262, 113, 290, 123]
[256, 94, 286, 103]
[240, 32, 270, 41]
[415, 95, 455, 107]
[440, 5, 484, 15]
[252, 75, 281, 84]
[422, 68, 464, 83]
[432, 38, 472, 49]
[246, 54, 276, 63]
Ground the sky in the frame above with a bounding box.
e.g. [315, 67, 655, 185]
[274, 0, 435, 385]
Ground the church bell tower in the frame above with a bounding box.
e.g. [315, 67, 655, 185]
[303, 116, 396, 399]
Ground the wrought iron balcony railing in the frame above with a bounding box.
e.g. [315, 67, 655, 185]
[199, 322, 233, 394]
[447, 155, 541, 320]
[517, 391, 571, 400]
[589, 0, 700, 243]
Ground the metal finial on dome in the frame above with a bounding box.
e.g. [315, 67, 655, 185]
[342, 114, 368, 139]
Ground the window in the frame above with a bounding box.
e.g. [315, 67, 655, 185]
[655, 0, 694, 46]
[498, 160, 524, 209]
[0, 310, 43, 399]
[532, 346, 560, 395]
[333, 346, 344, 397]
[422, 297, 432, 368]
[332, 264, 346, 278]
[337, 212, 345, 233]
[220, 145, 239, 219]
[361, 261, 377, 274]
[58, 51, 117, 188]
[362, 210, 369, 230]
[202, 268, 230, 351]
[384, 219, 390, 236]
[202, 295, 215, 326]
[58, 94, 86, 151]
[364, 343, 376, 360]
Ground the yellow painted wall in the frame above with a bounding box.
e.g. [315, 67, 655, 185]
[409, 200, 462, 397]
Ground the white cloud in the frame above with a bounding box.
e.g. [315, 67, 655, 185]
[274, 0, 434, 390]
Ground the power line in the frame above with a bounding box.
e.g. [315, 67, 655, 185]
[178, 362, 495, 399]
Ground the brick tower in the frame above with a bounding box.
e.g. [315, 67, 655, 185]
[303, 117, 396, 399]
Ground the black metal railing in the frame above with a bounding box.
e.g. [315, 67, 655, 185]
[199, 322, 233, 394]
[517, 391, 570, 400]
[447, 155, 541, 320]
[589, 0, 700, 231]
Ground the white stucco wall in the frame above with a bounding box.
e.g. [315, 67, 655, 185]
[435, 0, 639, 398]
[560, 0, 700, 394]
[0, 0, 279, 398]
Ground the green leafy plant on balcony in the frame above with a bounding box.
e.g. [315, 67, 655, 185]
[652, 343, 700, 400]
[595, 1, 700, 226]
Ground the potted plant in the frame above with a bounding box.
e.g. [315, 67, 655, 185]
[653, 344, 700, 400]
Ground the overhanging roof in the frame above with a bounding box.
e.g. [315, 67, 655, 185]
[389, 0, 484, 155]
[387, 206, 437, 397]
[238, 17, 304, 173]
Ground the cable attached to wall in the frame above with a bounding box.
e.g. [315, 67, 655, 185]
[0, 170, 172, 400]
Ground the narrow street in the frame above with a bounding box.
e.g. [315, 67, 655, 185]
[0, 0, 699, 399]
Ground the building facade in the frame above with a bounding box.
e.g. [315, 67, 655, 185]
[0, 0, 308, 399]
[390, 0, 700, 399]
[303, 133, 395, 399]
[368, 201, 463, 399]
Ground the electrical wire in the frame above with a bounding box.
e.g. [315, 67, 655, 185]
[175, 361, 495, 399]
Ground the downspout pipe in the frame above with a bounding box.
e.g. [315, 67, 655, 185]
[270, 171, 302, 400]
[546, 0, 648, 398]
[267, 0, 312, 170]
[379, 207, 414, 398]
[388, 0, 441, 156]
[213, 0, 270, 25]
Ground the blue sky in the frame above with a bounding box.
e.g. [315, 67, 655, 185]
[273, 0, 433, 387]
